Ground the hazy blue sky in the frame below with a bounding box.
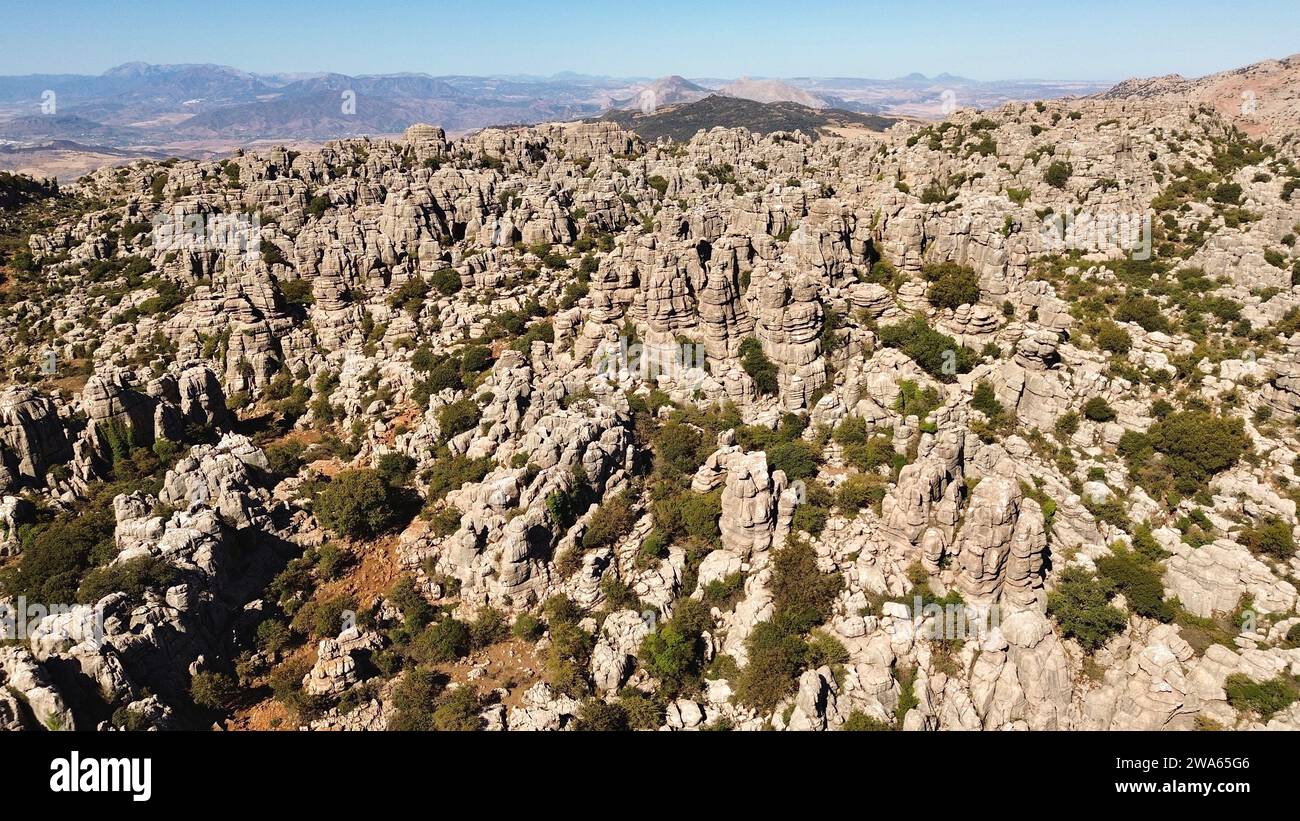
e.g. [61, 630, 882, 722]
[3, 0, 1298, 81]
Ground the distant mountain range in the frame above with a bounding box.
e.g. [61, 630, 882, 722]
[0, 62, 1112, 178]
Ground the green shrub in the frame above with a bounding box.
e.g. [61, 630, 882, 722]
[702, 572, 747, 609]
[922, 261, 980, 310]
[292, 593, 357, 638]
[389, 276, 429, 316]
[1044, 161, 1072, 189]
[581, 491, 636, 549]
[388, 666, 448, 730]
[412, 618, 472, 663]
[1238, 517, 1295, 560]
[1083, 397, 1116, 422]
[835, 474, 888, 512]
[896, 379, 941, 418]
[1094, 321, 1132, 355]
[618, 691, 664, 729]
[640, 624, 698, 692]
[679, 489, 722, 546]
[314, 468, 395, 539]
[305, 194, 331, 218]
[1096, 550, 1173, 622]
[77, 555, 176, 605]
[424, 451, 493, 500]
[431, 685, 483, 731]
[877, 316, 974, 382]
[805, 628, 849, 668]
[652, 420, 706, 476]
[770, 538, 842, 634]
[431, 267, 462, 296]
[190, 670, 239, 710]
[256, 618, 293, 655]
[1115, 295, 1170, 333]
[739, 337, 779, 394]
[1150, 410, 1247, 492]
[278, 277, 313, 306]
[468, 607, 509, 649]
[542, 599, 594, 698]
[831, 415, 868, 446]
[841, 710, 892, 731]
[376, 452, 415, 487]
[971, 381, 1003, 419]
[765, 439, 820, 481]
[1212, 182, 1242, 205]
[512, 613, 544, 641]
[459, 345, 493, 373]
[575, 698, 630, 731]
[1046, 567, 1127, 651]
[735, 620, 807, 712]
[1055, 411, 1079, 439]
[436, 399, 481, 438]
[842, 435, 899, 473]
[2, 495, 116, 603]
[268, 657, 321, 716]
[791, 501, 828, 536]
[1224, 674, 1298, 719]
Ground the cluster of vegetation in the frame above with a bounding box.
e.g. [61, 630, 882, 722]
[0, 425, 196, 605]
[832, 415, 902, 481]
[638, 597, 713, 696]
[970, 380, 1013, 442]
[922, 261, 980, 310]
[1223, 673, 1298, 721]
[1046, 566, 1128, 651]
[877, 315, 975, 382]
[734, 539, 844, 713]
[311, 466, 412, 539]
[1117, 410, 1248, 502]
[738, 337, 779, 394]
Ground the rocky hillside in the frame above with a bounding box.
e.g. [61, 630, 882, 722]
[611, 76, 713, 110]
[718, 78, 832, 108]
[1097, 53, 1300, 139]
[2, 85, 1300, 732]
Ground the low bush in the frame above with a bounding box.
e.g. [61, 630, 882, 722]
[313, 468, 395, 539]
[1046, 567, 1127, 651]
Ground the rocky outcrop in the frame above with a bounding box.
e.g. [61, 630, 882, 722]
[1163, 538, 1298, 618]
[0, 387, 71, 492]
[590, 609, 652, 693]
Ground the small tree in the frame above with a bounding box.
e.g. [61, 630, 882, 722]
[431, 685, 483, 731]
[1083, 397, 1116, 422]
[922, 261, 980, 310]
[1150, 410, 1248, 492]
[971, 381, 1003, 420]
[413, 617, 471, 663]
[314, 468, 395, 539]
[1044, 161, 1072, 189]
[191, 670, 238, 710]
[1094, 322, 1132, 355]
[431, 267, 462, 296]
[575, 699, 630, 731]
[1239, 517, 1296, 560]
[1096, 550, 1173, 622]
[1046, 567, 1126, 651]
[437, 399, 481, 438]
